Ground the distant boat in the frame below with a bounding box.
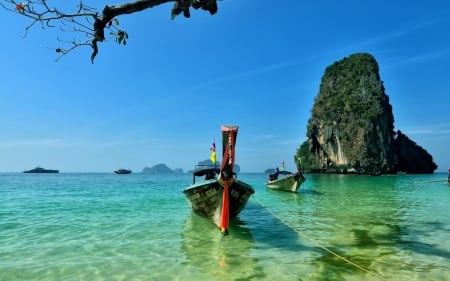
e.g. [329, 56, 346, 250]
[266, 171, 305, 192]
[266, 158, 305, 192]
[114, 169, 132, 174]
[183, 125, 255, 235]
[448, 168, 450, 185]
[24, 166, 59, 173]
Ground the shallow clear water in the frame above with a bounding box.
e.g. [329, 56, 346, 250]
[0, 173, 449, 281]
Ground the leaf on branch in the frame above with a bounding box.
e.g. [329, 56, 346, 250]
[116, 30, 128, 45]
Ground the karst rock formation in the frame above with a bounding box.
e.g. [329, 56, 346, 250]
[297, 53, 437, 174]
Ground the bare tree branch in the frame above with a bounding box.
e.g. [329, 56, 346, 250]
[1, 0, 219, 63]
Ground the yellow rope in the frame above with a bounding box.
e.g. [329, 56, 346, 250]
[252, 196, 389, 281]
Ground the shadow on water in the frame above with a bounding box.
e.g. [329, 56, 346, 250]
[365, 221, 450, 260]
[265, 187, 324, 196]
[242, 198, 385, 280]
[298, 188, 324, 196]
[263, 187, 324, 206]
[317, 215, 450, 279]
[318, 221, 450, 279]
[240, 201, 321, 254]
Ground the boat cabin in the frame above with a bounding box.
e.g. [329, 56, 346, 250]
[192, 165, 220, 184]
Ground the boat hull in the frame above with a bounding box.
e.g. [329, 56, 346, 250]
[114, 169, 132, 174]
[266, 173, 305, 192]
[24, 168, 59, 173]
[183, 178, 254, 229]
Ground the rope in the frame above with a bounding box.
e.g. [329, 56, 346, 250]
[252, 196, 389, 281]
[412, 179, 448, 185]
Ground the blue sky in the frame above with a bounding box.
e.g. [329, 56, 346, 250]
[1, 0, 449, 173]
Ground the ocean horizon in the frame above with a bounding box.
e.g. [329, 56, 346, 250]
[1, 172, 449, 281]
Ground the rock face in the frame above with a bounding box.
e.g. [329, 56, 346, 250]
[297, 53, 437, 174]
[395, 130, 437, 173]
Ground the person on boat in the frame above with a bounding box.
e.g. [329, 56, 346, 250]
[268, 167, 279, 181]
[270, 167, 280, 181]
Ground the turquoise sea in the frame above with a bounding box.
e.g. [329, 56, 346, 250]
[1, 172, 449, 281]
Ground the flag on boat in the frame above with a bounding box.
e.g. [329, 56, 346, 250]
[210, 140, 216, 164]
[281, 160, 285, 171]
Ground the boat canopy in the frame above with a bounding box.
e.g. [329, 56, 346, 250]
[193, 166, 220, 177]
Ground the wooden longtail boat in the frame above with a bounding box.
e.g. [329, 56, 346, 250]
[266, 158, 305, 192]
[183, 125, 255, 235]
[266, 171, 305, 192]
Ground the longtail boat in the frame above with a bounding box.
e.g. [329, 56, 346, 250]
[266, 157, 305, 192]
[183, 125, 255, 235]
[266, 170, 305, 192]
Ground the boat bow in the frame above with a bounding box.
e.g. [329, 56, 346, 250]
[183, 125, 254, 235]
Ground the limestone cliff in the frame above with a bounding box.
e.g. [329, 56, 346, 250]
[395, 130, 437, 173]
[297, 53, 437, 174]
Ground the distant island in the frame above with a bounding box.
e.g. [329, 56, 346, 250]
[141, 163, 183, 174]
[265, 168, 277, 174]
[141, 160, 241, 174]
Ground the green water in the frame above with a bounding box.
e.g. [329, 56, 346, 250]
[0, 173, 449, 280]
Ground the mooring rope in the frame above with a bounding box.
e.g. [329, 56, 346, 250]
[252, 196, 389, 281]
[412, 179, 448, 185]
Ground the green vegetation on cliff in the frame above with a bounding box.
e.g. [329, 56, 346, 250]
[311, 53, 390, 123]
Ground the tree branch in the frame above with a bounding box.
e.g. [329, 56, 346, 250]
[1, 0, 219, 63]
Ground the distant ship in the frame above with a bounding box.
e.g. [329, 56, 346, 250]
[114, 169, 132, 174]
[24, 166, 59, 173]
